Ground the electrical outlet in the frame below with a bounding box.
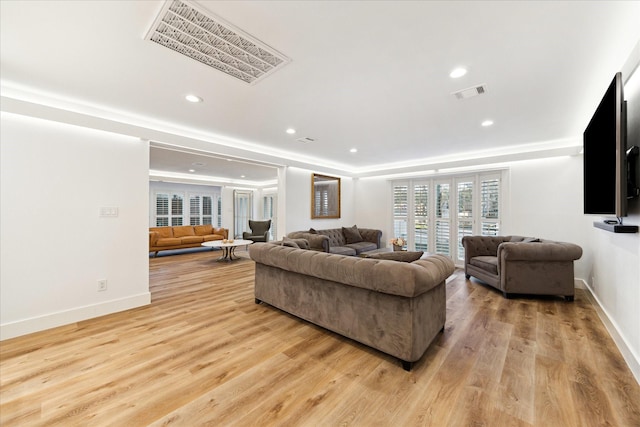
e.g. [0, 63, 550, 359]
[97, 280, 107, 292]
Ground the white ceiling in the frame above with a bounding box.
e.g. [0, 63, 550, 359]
[2, 1, 640, 184]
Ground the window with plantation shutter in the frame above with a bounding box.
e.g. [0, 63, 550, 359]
[393, 184, 408, 246]
[414, 183, 429, 251]
[156, 194, 169, 226]
[190, 195, 201, 225]
[481, 177, 500, 236]
[202, 196, 212, 225]
[171, 195, 183, 226]
[435, 182, 450, 255]
[154, 191, 219, 228]
[217, 197, 222, 227]
[391, 171, 503, 264]
[457, 180, 474, 261]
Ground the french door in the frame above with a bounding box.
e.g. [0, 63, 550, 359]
[392, 172, 502, 263]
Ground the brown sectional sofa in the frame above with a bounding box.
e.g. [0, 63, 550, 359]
[287, 226, 382, 256]
[149, 225, 228, 256]
[249, 243, 455, 370]
[461, 235, 582, 301]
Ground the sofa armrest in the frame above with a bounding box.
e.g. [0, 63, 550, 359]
[287, 232, 329, 251]
[149, 231, 159, 247]
[498, 241, 583, 262]
[213, 227, 228, 239]
[462, 236, 508, 259]
[358, 228, 382, 248]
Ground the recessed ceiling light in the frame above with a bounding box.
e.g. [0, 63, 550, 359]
[449, 67, 467, 78]
[240, 175, 246, 178]
[481, 120, 494, 127]
[350, 148, 358, 153]
[286, 128, 296, 134]
[185, 94, 203, 103]
[188, 169, 196, 173]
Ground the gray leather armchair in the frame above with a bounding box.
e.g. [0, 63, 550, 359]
[242, 219, 271, 242]
[461, 235, 582, 301]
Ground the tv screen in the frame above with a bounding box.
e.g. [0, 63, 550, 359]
[583, 72, 626, 216]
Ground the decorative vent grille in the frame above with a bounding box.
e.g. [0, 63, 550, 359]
[452, 84, 487, 100]
[146, 0, 290, 84]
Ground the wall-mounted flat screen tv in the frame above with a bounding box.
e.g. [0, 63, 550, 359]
[583, 72, 627, 217]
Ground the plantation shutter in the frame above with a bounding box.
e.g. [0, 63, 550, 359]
[393, 184, 409, 244]
[202, 196, 212, 225]
[413, 183, 429, 251]
[171, 195, 183, 226]
[435, 183, 450, 255]
[457, 180, 474, 261]
[190, 195, 201, 225]
[156, 194, 169, 226]
[480, 177, 500, 235]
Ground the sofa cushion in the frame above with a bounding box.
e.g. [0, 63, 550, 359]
[281, 237, 301, 248]
[522, 237, 541, 243]
[202, 235, 223, 242]
[345, 241, 377, 254]
[150, 227, 173, 238]
[330, 246, 357, 256]
[194, 224, 213, 236]
[156, 237, 182, 247]
[173, 226, 195, 238]
[342, 225, 363, 244]
[181, 236, 204, 244]
[470, 255, 498, 275]
[367, 251, 424, 263]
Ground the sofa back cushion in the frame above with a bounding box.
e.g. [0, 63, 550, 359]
[366, 251, 424, 263]
[318, 228, 346, 246]
[150, 227, 173, 238]
[342, 225, 364, 244]
[172, 226, 195, 238]
[194, 224, 213, 236]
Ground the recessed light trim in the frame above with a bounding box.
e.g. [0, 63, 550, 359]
[449, 67, 467, 78]
[481, 120, 494, 127]
[350, 148, 358, 153]
[286, 128, 296, 134]
[185, 94, 203, 103]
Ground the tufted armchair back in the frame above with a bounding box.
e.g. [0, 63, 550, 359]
[243, 219, 271, 242]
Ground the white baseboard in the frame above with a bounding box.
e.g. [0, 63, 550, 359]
[577, 279, 640, 384]
[0, 292, 151, 341]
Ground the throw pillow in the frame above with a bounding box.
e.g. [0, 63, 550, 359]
[342, 225, 363, 244]
[281, 237, 300, 249]
[367, 251, 424, 263]
[308, 228, 318, 234]
[523, 237, 541, 243]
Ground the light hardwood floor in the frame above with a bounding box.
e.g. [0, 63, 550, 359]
[1, 248, 639, 426]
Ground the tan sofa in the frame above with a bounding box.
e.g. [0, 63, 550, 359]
[461, 235, 582, 301]
[149, 225, 228, 256]
[249, 243, 455, 370]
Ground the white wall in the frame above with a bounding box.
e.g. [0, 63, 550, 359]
[0, 113, 151, 340]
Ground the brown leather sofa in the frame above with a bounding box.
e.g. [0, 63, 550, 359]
[461, 235, 582, 301]
[149, 225, 228, 256]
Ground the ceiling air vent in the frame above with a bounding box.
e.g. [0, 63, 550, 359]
[296, 137, 316, 143]
[145, 0, 290, 84]
[452, 84, 487, 100]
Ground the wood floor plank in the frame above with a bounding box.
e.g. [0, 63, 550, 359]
[1, 251, 639, 426]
